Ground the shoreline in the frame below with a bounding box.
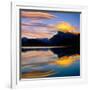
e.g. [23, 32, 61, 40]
[21, 46, 67, 49]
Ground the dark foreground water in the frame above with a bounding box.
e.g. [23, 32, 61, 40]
[20, 47, 80, 79]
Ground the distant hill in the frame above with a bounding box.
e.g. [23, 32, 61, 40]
[21, 31, 80, 47]
[22, 37, 50, 46]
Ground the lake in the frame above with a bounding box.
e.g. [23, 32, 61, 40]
[20, 47, 80, 79]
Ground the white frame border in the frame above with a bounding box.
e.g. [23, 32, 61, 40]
[11, 1, 88, 88]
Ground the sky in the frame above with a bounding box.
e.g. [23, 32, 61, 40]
[20, 10, 80, 39]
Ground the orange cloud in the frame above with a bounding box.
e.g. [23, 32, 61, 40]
[55, 22, 78, 33]
[21, 11, 55, 19]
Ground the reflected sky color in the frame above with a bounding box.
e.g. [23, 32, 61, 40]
[21, 50, 58, 65]
[51, 54, 80, 67]
[21, 49, 80, 78]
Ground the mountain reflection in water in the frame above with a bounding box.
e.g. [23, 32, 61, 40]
[21, 47, 80, 79]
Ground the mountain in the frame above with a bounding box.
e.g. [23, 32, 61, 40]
[21, 31, 80, 47]
[50, 31, 80, 47]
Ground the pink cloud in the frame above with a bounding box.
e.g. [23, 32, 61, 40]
[21, 11, 56, 19]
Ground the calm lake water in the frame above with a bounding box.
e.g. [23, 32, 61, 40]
[21, 47, 80, 79]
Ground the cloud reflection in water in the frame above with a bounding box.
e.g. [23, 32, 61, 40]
[21, 48, 80, 78]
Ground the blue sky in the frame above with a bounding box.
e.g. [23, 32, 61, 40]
[43, 12, 80, 29]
